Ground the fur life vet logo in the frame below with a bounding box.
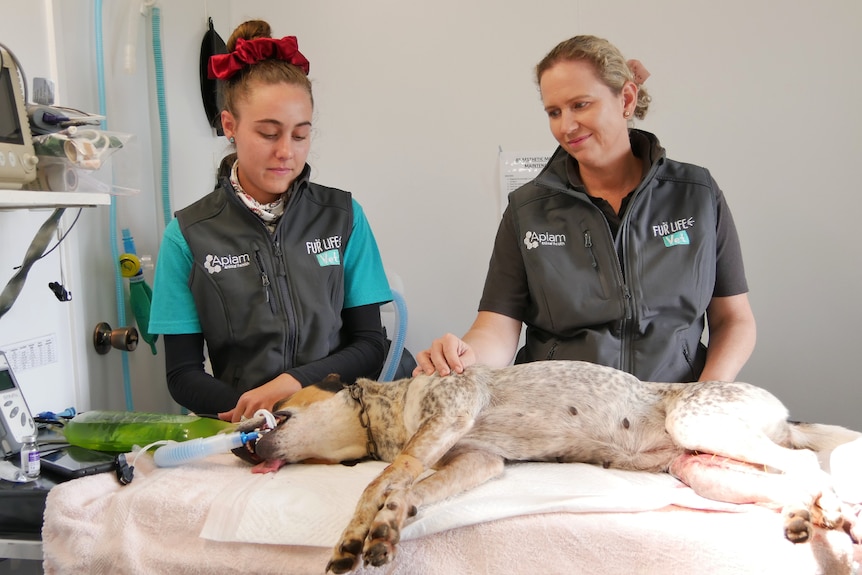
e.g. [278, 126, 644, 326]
[524, 230, 566, 250]
[307, 235, 343, 267]
[653, 217, 695, 247]
[204, 253, 251, 274]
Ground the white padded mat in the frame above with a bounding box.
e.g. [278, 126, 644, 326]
[199, 456, 745, 547]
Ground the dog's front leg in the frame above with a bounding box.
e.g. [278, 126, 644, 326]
[326, 453, 426, 574]
[362, 449, 506, 567]
[408, 449, 505, 506]
[327, 410, 480, 573]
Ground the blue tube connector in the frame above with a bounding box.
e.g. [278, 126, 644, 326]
[153, 431, 259, 467]
[380, 289, 408, 381]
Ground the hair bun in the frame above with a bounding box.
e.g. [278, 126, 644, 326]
[227, 20, 272, 51]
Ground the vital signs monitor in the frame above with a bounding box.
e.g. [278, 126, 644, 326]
[0, 43, 38, 189]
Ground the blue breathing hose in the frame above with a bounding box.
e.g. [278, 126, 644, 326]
[95, 0, 134, 411]
[380, 290, 408, 381]
[153, 431, 259, 467]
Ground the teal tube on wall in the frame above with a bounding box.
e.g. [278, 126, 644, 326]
[151, 6, 173, 226]
[95, 0, 134, 411]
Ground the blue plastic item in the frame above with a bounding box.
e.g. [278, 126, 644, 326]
[153, 431, 259, 467]
[380, 288, 408, 381]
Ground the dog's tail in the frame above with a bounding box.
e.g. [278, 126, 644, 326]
[788, 421, 861, 452]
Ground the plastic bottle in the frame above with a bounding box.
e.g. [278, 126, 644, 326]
[20, 434, 40, 478]
[153, 431, 258, 467]
[62, 410, 236, 452]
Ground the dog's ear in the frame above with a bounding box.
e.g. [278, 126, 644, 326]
[271, 397, 292, 412]
[268, 375, 342, 411]
[280, 376, 343, 408]
[316, 373, 347, 394]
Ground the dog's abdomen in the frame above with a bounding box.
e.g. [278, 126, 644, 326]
[453, 361, 684, 471]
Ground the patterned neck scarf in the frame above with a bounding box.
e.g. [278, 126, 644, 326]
[229, 160, 286, 233]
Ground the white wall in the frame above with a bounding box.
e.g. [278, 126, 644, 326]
[1, 0, 859, 428]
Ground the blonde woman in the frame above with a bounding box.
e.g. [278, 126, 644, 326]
[417, 35, 755, 384]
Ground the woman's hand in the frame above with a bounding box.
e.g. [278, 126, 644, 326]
[218, 373, 303, 422]
[413, 312, 523, 376]
[413, 333, 477, 376]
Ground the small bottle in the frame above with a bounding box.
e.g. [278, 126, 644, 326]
[20, 435, 40, 478]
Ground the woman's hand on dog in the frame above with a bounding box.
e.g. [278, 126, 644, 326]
[218, 373, 303, 422]
[414, 312, 523, 376]
[413, 333, 476, 376]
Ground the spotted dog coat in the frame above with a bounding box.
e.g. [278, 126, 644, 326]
[236, 360, 861, 574]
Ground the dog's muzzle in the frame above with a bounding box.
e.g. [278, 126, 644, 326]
[231, 409, 281, 465]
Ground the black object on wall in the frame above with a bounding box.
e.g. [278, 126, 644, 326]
[199, 17, 226, 135]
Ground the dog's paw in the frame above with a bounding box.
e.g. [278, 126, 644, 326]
[358, 490, 414, 567]
[810, 489, 845, 530]
[327, 538, 364, 574]
[363, 520, 399, 567]
[784, 508, 812, 543]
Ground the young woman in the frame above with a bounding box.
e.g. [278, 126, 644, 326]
[416, 35, 756, 384]
[150, 20, 392, 422]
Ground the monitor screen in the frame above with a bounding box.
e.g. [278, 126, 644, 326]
[0, 368, 15, 392]
[0, 65, 24, 145]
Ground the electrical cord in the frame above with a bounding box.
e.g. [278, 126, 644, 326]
[0, 208, 66, 320]
[35, 207, 82, 261]
[6, 209, 82, 304]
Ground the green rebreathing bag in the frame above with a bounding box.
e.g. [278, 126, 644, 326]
[62, 410, 236, 452]
[119, 252, 158, 355]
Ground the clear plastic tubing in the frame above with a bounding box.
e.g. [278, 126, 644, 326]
[153, 431, 259, 467]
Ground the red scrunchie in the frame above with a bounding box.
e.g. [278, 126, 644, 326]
[208, 36, 310, 80]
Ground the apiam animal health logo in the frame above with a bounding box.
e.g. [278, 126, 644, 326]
[523, 230, 566, 250]
[204, 253, 251, 274]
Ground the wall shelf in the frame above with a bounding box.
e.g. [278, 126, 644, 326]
[0, 189, 111, 210]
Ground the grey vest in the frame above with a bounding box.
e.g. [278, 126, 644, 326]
[511, 132, 717, 382]
[177, 175, 353, 392]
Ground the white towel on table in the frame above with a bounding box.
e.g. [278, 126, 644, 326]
[199, 457, 745, 547]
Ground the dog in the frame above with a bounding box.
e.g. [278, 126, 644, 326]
[235, 360, 861, 574]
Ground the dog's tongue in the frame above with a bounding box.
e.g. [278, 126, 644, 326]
[251, 459, 286, 474]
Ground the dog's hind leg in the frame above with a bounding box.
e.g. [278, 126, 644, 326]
[665, 382, 820, 475]
[667, 409, 846, 544]
[670, 417, 823, 480]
